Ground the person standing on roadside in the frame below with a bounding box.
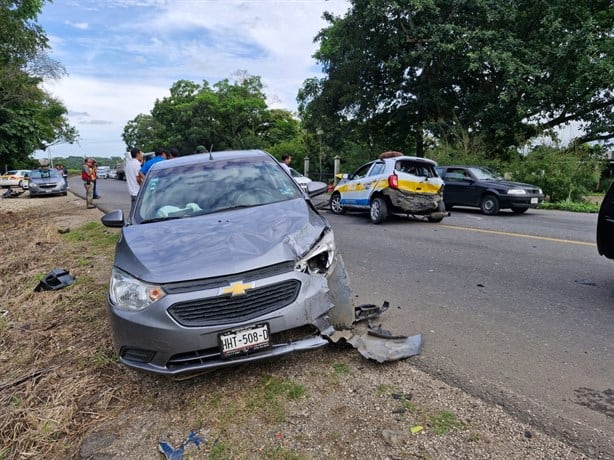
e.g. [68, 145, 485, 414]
[92, 160, 100, 199]
[280, 153, 292, 173]
[140, 146, 167, 176]
[81, 158, 95, 209]
[126, 147, 144, 216]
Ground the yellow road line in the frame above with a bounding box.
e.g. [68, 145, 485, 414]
[440, 224, 595, 246]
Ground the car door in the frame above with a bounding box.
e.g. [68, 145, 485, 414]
[597, 180, 614, 259]
[441, 167, 480, 206]
[341, 162, 376, 208]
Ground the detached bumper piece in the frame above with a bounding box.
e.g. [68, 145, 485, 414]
[34, 268, 75, 292]
[325, 301, 423, 363]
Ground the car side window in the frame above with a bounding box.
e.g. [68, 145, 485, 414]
[368, 162, 386, 177]
[350, 163, 373, 180]
[444, 169, 468, 182]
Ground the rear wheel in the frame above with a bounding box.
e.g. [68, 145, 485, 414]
[480, 194, 500, 215]
[511, 206, 529, 214]
[329, 192, 345, 215]
[370, 196, 389, 224]
[427, 200, 446, 223]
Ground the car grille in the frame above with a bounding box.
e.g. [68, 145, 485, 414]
[167, 279, 301, 327]
[161, 261, 295, 294]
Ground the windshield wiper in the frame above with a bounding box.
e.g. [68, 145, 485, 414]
[139, 216, 185, 224]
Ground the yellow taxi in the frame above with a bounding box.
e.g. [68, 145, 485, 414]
[329, 152, 447, 224]
[0, 170, 31, 188]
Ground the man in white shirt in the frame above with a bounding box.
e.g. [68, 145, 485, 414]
[126, 147, 144, 217]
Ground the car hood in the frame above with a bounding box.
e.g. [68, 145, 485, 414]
[484, 180, 541, 191]
[114, 198, 329, 283]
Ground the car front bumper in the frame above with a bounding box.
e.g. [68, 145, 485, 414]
[499, 195, 544, 208]
[108, 271, 336, 375]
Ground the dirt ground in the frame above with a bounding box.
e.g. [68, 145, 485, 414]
[0, 192, 594, 459]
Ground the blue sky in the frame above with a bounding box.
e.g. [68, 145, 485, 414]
[37, 0, 350, 159]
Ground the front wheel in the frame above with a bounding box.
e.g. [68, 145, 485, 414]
[480, 194, 500, 215]
[329, 192, 345, 215]
[370, 196, 389, 224]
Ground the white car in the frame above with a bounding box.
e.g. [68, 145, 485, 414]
[0, 170, 31, 188]
[289, 167, 312, 192]
[96, 166, 111, 179]
[329, 152, 448, 224]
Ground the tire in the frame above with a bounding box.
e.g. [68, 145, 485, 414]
[480, 194, 500, 215]
[427, 200, 446, 223]
[445, 202, 454, 211]
[511, 206, 529, 214]
[329, 192, 345, 215]
[370, 196, 389, 224]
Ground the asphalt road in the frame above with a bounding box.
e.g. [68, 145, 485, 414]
[71, 176, 614, 457]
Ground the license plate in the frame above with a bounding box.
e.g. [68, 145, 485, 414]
[530, 197, 538, 204]
[219, 323, 270, 358]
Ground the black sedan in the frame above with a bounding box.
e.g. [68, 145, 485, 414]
[436, 166, 544, 215]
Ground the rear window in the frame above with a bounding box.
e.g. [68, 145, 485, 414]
[395, 160, 437, 178]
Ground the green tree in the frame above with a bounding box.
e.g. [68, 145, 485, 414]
[123, 72, 303, 157]
[303, 0, 613, 158]
[0, 0, 77, 168]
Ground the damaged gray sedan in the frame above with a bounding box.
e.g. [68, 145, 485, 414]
[101, 150, 355, 375]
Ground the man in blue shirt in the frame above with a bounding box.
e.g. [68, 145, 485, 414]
[141, 147, 167, 176]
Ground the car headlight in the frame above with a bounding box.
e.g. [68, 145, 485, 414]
[295, 229, 336, 276]
[109, 267, 166, 311]
[507, 188, 527, 195]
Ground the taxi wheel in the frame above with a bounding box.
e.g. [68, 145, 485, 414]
[329, 192, 345, 215]
[370, 197, 389, 224]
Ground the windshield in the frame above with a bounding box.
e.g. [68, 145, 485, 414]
[468, 167, 503, 181]
[136, 157, 302, 223]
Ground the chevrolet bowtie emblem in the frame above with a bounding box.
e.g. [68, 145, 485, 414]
[220, 281, 255, 297]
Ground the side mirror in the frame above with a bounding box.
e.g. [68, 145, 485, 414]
[101, 209, 125, 228]
[306, 181, 328, 197]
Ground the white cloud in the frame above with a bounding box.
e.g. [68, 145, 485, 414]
[37, 0, 350, 158]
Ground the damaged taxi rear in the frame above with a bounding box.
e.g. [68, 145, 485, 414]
[329, 151, 448, 224]
[101, 150, 354, 375]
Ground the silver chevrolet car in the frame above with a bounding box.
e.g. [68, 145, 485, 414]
[101, 150, 354, 375]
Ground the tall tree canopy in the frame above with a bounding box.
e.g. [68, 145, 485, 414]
[122, 73, 301, 156]
[0, 0, 77, 168]
[301, 0, 613, 157]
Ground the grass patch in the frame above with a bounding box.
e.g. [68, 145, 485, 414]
[263, 446, 308, 460]
[540, 200, 599, 213]
[429, 410, 462, 435]
[332, 362, 350, 375]
[376, 383, 398, 397]
[246, 375, 307, 423]
[63, 221, 119, 249]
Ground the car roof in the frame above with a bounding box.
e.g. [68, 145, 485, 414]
[152, 149, 273, 172]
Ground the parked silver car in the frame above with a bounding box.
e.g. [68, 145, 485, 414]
[101, 150, 354, 375]
[28, 168, 68, 197]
